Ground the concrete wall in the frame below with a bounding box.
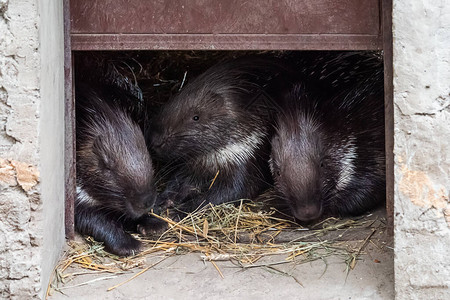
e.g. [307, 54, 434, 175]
[0, 0, 65, 299]
[393, 0, 450, 299]
[38, 0, 65, 298]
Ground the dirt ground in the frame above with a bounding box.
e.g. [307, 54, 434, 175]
[47, 239, 393, 300]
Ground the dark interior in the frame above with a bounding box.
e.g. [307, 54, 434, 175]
[72, 50, 387, 239]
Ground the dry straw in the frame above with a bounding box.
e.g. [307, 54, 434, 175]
[49, 200, 386, 295]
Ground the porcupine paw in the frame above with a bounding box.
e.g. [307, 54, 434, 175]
[136, 215, 168, 236]
[105, 232, 142, 257]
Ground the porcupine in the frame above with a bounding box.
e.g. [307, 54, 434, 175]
[270, 53, 385, 222]
[75, 85, 165, 256]
[149, 57, 292, 215]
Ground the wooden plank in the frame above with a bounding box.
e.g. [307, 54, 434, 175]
[71, 33, 382, 51]
[64, 0, 75, 240]
[176, 208, 387, 244]
[241, 208, 387, 243]
[382, 0, 394, 234]
[71, 0, 380, 35]
[238, 227, 378, 243]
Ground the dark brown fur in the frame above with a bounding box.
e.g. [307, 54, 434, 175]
[76, 85, 164, 256]
[149, 58, 289, 214]
[270, 53, 385, 222]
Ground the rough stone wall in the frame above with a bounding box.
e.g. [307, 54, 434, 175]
[393, 0, 450, 299]
[0, 0, 64, 299]
[0, 0, 42, 298]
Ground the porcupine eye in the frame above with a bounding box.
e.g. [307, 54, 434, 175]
[193, 115, 199, 121]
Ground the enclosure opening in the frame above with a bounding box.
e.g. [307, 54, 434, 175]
[55, 0, 396, 296]
[71, 50, 390, 239]
[54, 49, 395, 297]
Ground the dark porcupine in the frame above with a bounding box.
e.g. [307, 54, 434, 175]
[73, 52, 146, 127]
[75, 85, 165, 256]
[287, 51, 384, 97]
[270, 54, 385, 222]
[149, 57, 291, 215]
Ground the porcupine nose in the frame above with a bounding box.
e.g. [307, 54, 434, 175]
[294, 204, 322, 222]
[129, 192, 156, 218]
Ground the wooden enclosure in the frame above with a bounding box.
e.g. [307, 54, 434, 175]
[64, 0, 393, 239]
[70, 0, 383, 51]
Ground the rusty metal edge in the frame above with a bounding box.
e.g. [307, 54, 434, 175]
[381, 0, 394, 236]
[70, 34, 382, 51]
[64, 0, 75, 240]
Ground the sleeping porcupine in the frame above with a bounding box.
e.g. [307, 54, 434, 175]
[76, 85, 165, 256]
[270, 53, 385, 222]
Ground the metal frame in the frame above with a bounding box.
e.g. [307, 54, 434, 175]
[64, 0, 393, 238]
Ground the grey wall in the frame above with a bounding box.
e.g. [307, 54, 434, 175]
[393, 0, 450, 299]
[38, 0, 65, 298]
[0, 0, 65, 298]
[0, 0, 42, 298]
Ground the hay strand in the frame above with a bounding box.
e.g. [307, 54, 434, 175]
[52, 200, 386, 294]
